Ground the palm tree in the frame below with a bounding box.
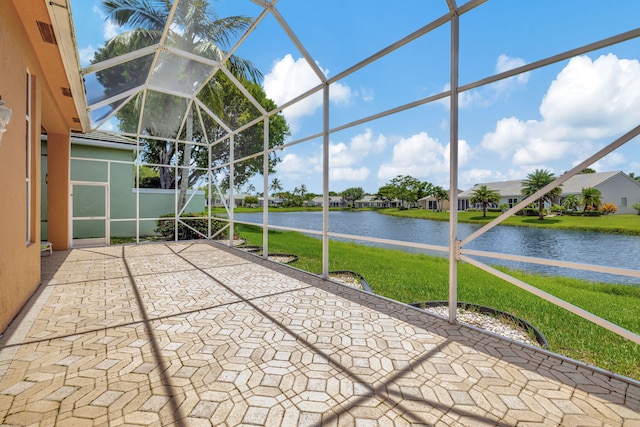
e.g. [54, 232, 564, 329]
[469, 185, 501, 217]
[431, 186, 449, 212]
[100, 0, 261, 210]
[269, 178, 283, 196]
[561, 194, 580, 212]
[246, 184, 256, 195]
[580, 187, 602, 211]
[520, 169, 562, 220]
[101, 1, 260, 81]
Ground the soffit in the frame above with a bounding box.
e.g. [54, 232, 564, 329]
[12, 0, 88, 133]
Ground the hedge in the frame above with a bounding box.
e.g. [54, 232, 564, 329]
[156, 212, 228, 240]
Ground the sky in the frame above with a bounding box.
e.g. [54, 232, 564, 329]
[69, 0, 640, 195]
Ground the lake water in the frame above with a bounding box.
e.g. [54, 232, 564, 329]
[234, 210, 640, 286]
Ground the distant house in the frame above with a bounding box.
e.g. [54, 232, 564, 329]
[310, 196, 347, 208]
[310, 195, 400, 208]
[354, 195, 399, 208]
[419, 189, 465, 211]
[258, 196, 283, 208]
[209, 193, 249, 208]
[458, 171, 640, 214]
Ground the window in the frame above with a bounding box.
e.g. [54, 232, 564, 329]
[620, 197, 627, 207]
[508, 198, 518, 208]
[25, 71, 33, 244]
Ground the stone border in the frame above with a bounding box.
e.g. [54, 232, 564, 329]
[411, 301, 549, 349]
[324, 270, 373, 293]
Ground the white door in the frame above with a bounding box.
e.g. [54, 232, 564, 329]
[70, 182, 109, 247]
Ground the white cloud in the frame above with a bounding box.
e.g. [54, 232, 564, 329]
[360, 86, 375, 102]
[330, 81, 353, 106]
[481, 116, 529, 157]
[589, 152, 627, 172]
[96, 119, 115, 132]
[330, 167, 370, 181]
[317, 129, 387, 171]
[481, 54, 640, 168]
[275, 129, 385, 184]
[278, 153, 317, 175]
[377, 132, 470, 181]
[78, 45, 97, 67]
[627, 160, 640, 175]
[349, 128, 387, 156]
[494, 54, 529, 92]
[459, 89, 488, 108]
[323, 129, 386, 183]
[92, 5, 122, 40]
[263, 54, 353, 133]
[76, 6, 123, 67]
[540, 54, 640, 139]
[103, 18, 121, 39]
[441, 54, 529, 109]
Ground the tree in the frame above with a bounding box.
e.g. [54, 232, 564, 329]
[563, 168, 596, 175]
[629, 172, 640, 183]
[469, 185, 501, 217]
[520, 169, 563, 220]
[95, 0, 289, 210]
[341, 187, 365, 207]
[183, 74, 289, 203]
[580, 187, 602, 211]
[374, 184, 396, 205]
[431, 186, 449, 212]
[136, 165, 161, 188]
[269, 178, 283, 196]
[246, 184, 256, 195]
[243, 195, 258, 207]
[578, 168, 596, 174]
[278, 191, 295, 207]
[298, 184, 308, 199]
[385, 175, 431, 208]
[561, 194, 580, 212]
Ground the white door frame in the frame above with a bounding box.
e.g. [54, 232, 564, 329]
[70, 181, 110, 247]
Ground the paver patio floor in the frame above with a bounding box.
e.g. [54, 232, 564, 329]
[0, 241, 638, 426]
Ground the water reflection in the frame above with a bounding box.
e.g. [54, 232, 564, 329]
[234, 211, 640, 285]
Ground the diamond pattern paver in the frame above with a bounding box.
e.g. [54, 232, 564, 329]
[0, 241, 638, 426]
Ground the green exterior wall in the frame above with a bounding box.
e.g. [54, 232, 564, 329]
[41, 140, 205, 242]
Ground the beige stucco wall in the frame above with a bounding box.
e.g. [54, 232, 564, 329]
[47, 133, 70, 249]
[0, 1, 75, 333]
[0, 1, 40, 332]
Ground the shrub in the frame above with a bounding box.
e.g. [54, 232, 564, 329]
[567, 210, 602, 217]
[156, 212, 227, 240]
[517, 208, 538, 216]
[600, 203, 617, 215]
[244, 195, 259, 207]
[633, 202, 640, 215]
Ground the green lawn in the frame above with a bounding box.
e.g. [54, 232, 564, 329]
[237, 224, 640, 381]
[380, 208, 640, 235]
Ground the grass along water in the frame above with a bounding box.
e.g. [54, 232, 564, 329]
[237, 224, 640, 381]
